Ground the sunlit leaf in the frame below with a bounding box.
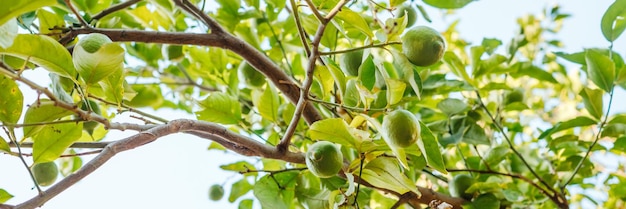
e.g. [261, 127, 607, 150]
[336, 9, 374, 38]
[0, 34, 76, 79]
[0, 136, 9, 153]
[33, 123, 83, 163]
[579, 87, 604, 120]
[0, 0, 55, 25]
[74, 37, 125, 84]
[196, 92, 242, 124]
[423, 0, 475, 9]
[0, 189, 13, 203]
[539, 116, 598, 139]
[308, 118, 366, 148]
[23, 100, 74, 139]
[601, 0, 626, 42]
[252, 85, 280, 122]
[229, 179, 253, 202]
[361, 157, 419, 195]
[0, 19, 17, 48]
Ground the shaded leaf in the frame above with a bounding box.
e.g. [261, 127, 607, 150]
[585, 49, 615, 92]
[539, 116, 597, 139]
[417, 121, 447, 174]
[437, 98, 468, 116]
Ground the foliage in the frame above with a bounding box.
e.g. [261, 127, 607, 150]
[0, 0, 625, 209]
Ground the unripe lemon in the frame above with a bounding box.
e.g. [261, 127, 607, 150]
[32, 162, 58, 187]
[306, 141, 343, 178]
[238, 61, 266, 87]
[382, 109, 420, 148]
[208, 184, 224, 201]
[78, 33, 112, 53]
[449, 174, 474, 200]
[340, 50, 363, 76]
[396, 5, 417, 26]
[401, 26, 446, 67]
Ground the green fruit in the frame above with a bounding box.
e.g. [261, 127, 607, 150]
[32, 162, 59, 187]
[504, 89, 524, 105]
[78, 33, 112, 53]
[238, 61, 266, 87]
[396, 5, 417, 26]
[382, 109, 420, 148]
[340, 50, 364, 76]
[449, 174, 474, 200]
[79, 99, 101, 135]
[402, 26, 446, 67]
[208, 184, 224, 201]
[306, 141, 343, 178]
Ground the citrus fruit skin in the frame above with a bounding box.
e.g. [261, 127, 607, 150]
[208, 184, 224, 201]
[306, 141, 343, 178]
[449, 174, 475, 200]
[382, 109, 420, 148]
[32, 162, 59, 187]
[340, 50, 363, 76]
[396, 5, 417, 26]
[401, 26, 446, 67]
[78, 33, 112, 53]
[238, 61, 266, 87]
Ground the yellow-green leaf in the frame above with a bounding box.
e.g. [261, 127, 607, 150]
[585, 48, 615, 92]
[195, 92, 242, 125]
[0, 74, 23, 124]
[601, 0, 626, 42]
[417, 121, 447, 174]
[361, 157, 419, 195]
[33, 123, 83, 163]
[0, 34, 77, 78]
[23, 100, 74, 139]
[0, 0, 55, 25]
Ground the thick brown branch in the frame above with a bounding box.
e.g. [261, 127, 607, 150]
[64, 27, 323, 125]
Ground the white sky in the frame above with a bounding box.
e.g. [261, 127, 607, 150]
[1, 0, 625, 208]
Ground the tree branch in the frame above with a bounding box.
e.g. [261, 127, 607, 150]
[91, 0, 141, 22]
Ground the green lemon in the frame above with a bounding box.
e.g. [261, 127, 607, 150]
[32, 162, 59, 187]
[78, 33, 112, 53]
[79, 99, 101, 135]
[382, 109, 420, 148]
[401, 26, 446, 67]
[340, 50, 363, 76]
[306, 141, 343, 178]
[238, 61, 266, 88]
[449, 174, 475, 200]
[208, 184, 224, 201]
[504, 89, 524, 105]
[396, 5, 417, 26]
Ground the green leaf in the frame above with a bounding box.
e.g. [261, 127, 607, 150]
[443, 51, 473, 85]
[0, 19, 17, 48]
[510, 62, 557, 83]
[361, 157, 419, 195]
[74, 40, 125, 84]
[468, 193, 500, 209]
[0, 0, 55, 25]
[195, 92, 242, 125]
[483, 145, 510, 166]
[539, 116, 598, 139]
[423, 0, 475, 9]
[0, 135, 9, 153]
[585, 49, 615, 92]
[32, 123, 83, 163]
[343, 79, 360, 107]
[229, 179, 253, 202]
[336, 9, 373, 38]
[252, 85, 280, 122]
[220, 161, 256, 174]
[437, 98, 469, 115]
[385, 78, 406, 105]
[579, 87, 604, 120]
[99, 68, 132, 106]
[0, 189, 13, 203]
[611, 136, 626, 153]
[417, 121, 447, 174]
[358, 55, 376, 91]
[0, 74, 23, 124]
[238, 199, 254, 209]
[601, 0, 626, 42]
[308, 118, 367, 148]
[23, 100, 74, 139]
[253, 172, 298, 209]
[0, 34, 77, 79]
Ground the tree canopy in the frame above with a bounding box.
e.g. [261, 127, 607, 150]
[1, 0, 626, 209]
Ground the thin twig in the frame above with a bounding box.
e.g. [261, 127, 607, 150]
[91, 0, 141, 21]
[64, 0, 90, 27]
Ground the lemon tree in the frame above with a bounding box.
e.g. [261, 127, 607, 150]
[1, 0, 626, 209]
